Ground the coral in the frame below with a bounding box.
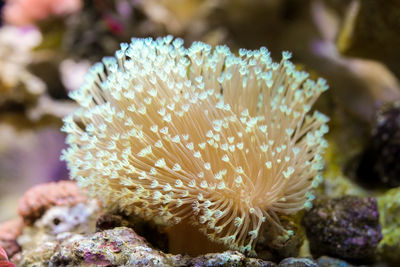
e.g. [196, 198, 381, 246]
[0, 26, 45, 106]
[0, 218, 23, 258]
[0, 25, 76, 121]
[3, 0, 82, 26]
[278, 257, 318, 267]
[302, 196, 382, 262]
[377, 187, 400, 264]
[356, 104, 400, 188]
[0, 245, 15, 267]
[59, 59, 91, 92]
[33, 201, 99, 234]
[16, 200, 100, 266]
[18, 180, 86, 225]
[62, 36, 329, 254]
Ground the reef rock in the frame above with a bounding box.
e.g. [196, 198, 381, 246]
[316, 256, 355, 267]
[50, 227, 182, 266]
[256, 215, 305, 262]
[377, 187, 400, 264]
[302, 196, 382, 262]
[16, 200, 100, 266]
[278, 257, 318, 267]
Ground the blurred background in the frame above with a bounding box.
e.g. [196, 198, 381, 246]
[1, 0, 400, 222]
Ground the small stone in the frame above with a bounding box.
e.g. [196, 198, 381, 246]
[187, 251, 277, 267]
[245, 258, 277, 267]
[278, 257, 318, 267]
[302, 196, 382, 262]
[189, 250, 245, 267]
[316, 256, 355, 267]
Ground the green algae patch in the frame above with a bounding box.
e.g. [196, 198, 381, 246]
[377, 187, 400, 263]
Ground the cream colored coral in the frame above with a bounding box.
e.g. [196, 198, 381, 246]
[0, 26, 44, 98]
[62, 36, 329, 254]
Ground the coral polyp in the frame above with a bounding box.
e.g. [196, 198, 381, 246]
[61, 36, 329, 254]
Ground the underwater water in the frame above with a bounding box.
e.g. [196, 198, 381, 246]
[0, 0, 399, 266]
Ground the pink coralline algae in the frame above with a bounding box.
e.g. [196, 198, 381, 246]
[3, 0, 82, 26]
[0, 218, 23, 258]
[18, 180, 86, 225]
[0, 246, 15, 267]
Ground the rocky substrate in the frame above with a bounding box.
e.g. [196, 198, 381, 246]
[0, 181, 395, 266]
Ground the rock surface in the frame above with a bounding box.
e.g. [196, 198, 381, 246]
[50, 227, 182, 266]
[278, 257, 318, 267]
[377, 187, 400, 264]
[16, 200, 100, 266]
[316, 256, 355, 267]
[19, 225, 278, 267]
[302, 196, 382, 262]
[14, 202, 280, 266]
[256, 215, 305, 262]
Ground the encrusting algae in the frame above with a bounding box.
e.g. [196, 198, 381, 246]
[61, 36, 329, 255]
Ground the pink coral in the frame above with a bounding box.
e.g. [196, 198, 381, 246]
[0, 218, 23, 258]
[0, 245, 15, 267]
[3, 0, 82, 26]
[18, 181, 86, 225]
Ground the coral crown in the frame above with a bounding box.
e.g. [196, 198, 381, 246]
[61, 36, 329, 254]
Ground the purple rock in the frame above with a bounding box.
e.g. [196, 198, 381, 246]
[316, 256, 355, 267]
[302, 196, 382, 263]
[278, 257, 319, 267]
[84, 251, 111, 266]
